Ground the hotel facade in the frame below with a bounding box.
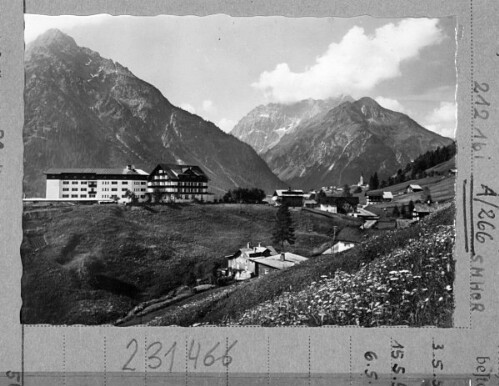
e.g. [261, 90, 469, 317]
[146, 164, 212, 202]
[44, 163, 212, 203]
[44, 165, 149, 202]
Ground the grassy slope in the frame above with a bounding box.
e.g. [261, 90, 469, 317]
[22, 203, 350, 325]
[147, 204, 455, 327]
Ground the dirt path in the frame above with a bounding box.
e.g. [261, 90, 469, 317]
[116, 283, 244, 326]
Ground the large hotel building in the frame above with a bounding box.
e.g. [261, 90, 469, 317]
[44, 164, 211, 203]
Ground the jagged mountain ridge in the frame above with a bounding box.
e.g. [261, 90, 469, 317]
[24, 29, 286, 196]
[231, 96, 353, 154]
[260, 97, 454, 189]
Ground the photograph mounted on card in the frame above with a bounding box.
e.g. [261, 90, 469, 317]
[21, 13, 458, 328]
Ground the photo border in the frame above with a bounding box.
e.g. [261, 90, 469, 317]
[1, 0, 498, 382]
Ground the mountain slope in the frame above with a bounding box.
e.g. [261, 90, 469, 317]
[24, 29, 285, 196]
[261, 97, 454, 189]
[231, 96, 352, 154]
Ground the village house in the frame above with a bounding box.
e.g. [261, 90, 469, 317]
[44, 165, 149, 202]
[226, 244, 308, 279]
[226, 243, 278, 280]
[318, 196, 359, 214]
[303, 199, 318, 209]
[322, 227, 364, 255]
[365, 191, 393, 205]
[251, 252, 308, 276]
[413, 203, 436, 220]
[405, 184, 423, 194]
[147, 164, 212, 203]
[272, 189, 305, 207]
[353, 207, 379, 221]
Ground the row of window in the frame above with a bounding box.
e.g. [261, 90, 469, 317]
[63, 187, 146, 193]
[152, 177, 205, 186]
[61, 194, 146, 199]
[62, 194, 96, 198]
[62, 180, 146, 185]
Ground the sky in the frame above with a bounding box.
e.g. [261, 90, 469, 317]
[25, 14, 457, 138]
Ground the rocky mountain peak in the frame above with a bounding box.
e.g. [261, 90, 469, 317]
[28, 28, 78, 52]
[23, 30, 286, 196]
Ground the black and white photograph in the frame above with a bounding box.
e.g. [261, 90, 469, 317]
[21, 14, 457, 328]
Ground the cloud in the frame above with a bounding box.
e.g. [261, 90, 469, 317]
[375, 97, 406, 113]
[202, 100, 217, 114]
[218, 118, 237, 133]
[24, 14, 115, 43]
[180, 103, 196, 114]
[424, 101, 456, 138]
[252, 18, 445, 103]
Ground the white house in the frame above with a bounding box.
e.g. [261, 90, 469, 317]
[322, 227, 363, 255]
[44, 165, 149, 203]
[405, 184, 423, 194]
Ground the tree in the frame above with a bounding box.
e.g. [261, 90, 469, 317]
[369, 172, 379, 190]
[408, 200, 415, 215]
[124, 189, 138, 205]
[423, 187, 432, 204]
[354, 186, 362, 194]
[400, 205, 407, 218]
[152, 189, 163, 204]
[392, 205, 400, 218]
[317, 189, 327, 204]
[272, 204, 296, 250]
[342, 184, 352, 197]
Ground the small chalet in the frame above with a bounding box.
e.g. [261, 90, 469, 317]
[413, 203, 436, 220]
[272, 189, 304, 207]
[382, 191, 393, 201]
[318, 196, 359, 213]
[322, 227, 364, 255]
[226, 243, 278, 280]
[303, 199, 318, 208]
[405, 184, 423, 194]
[251, 252, 308, 276]
[366, 191, 393, 205]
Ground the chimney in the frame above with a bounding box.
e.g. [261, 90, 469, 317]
[247, 242, 250, 249]
[126, 164, 134, 171]
[280, 252, 285, 262]
[258, 242, 261, 248]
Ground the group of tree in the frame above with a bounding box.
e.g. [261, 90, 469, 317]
[367, 142, 456, 190]
[392, 200, 415, 219]
[272, 204, 296, 250]
[222, 187, 266, 204]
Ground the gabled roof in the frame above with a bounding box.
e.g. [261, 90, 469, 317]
[227, 245, 277, 260]
[335, 227, 364, 243]
[356, 208, 379, 219]
[361, 220, 378, 229]
[151, 164, 208, 180]
[273, 189, 304, 197]
[407, 184, 423, 190]
[366, 191, 384, 197]
[382, 192, 393, 199]
[250, 252, 308, 270]
[414, 203, 436, 213]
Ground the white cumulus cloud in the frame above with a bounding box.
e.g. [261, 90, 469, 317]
[375, 97, 406, 113]
[180, 103, 196, 114]
[424, 101, 456, 138]
[252, 18, 445, 103]
[218, 118, 237, 133]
